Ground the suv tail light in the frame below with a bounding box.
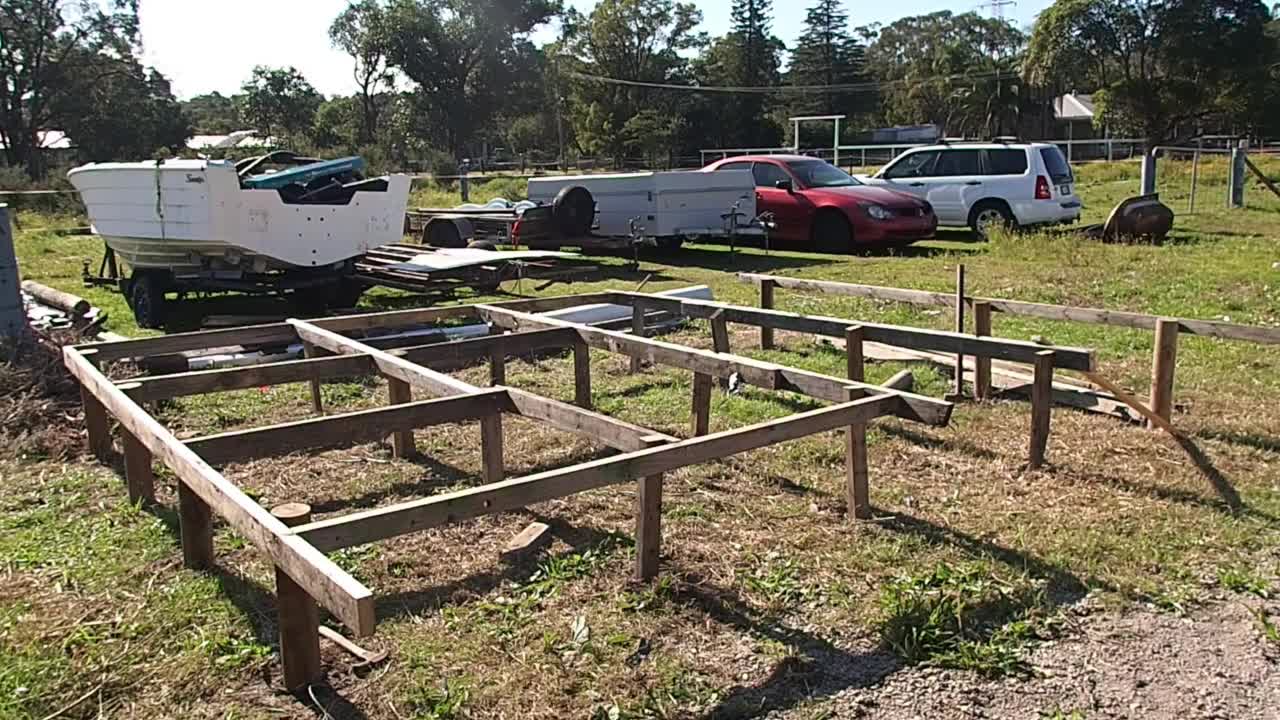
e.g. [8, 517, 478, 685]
[1034, 175, 1051, 200]
[510, 218, 522, 247]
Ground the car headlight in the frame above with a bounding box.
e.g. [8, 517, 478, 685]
[866, 205, 893, 220]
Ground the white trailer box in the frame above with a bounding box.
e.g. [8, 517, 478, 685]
[527, 170, 755, 238]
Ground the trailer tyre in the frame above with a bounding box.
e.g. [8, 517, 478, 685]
[552, 185, 594, 237]
[130, 272, 168, 329]
[424, 219, 467, 248]
[812, 210, 852, 254]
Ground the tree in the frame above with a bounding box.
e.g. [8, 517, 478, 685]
[866, 11, 1026, 137]
[706, 0, 784, 147]
[381, 0, 559, 157]
[1024, 0, 1274, 144]
[182, 92, 244, 134]
[311, 96, 362, 150]
[56, 56, 190, 161]
[788, 0, 869, 123]
[0, 0, 142, 178]
[330, 0, 392, 144]
[561, 0, 705, 161]
[239, 66, 323, 144]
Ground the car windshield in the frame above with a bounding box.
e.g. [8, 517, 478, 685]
[785, 160, 859, 188]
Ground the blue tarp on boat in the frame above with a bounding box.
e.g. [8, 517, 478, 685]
[241, 156, 365, 190]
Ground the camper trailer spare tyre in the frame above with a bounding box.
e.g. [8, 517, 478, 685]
[552, 185, 594, 237]
[128, 271, 169, 329]
[423, 217, 471, 248]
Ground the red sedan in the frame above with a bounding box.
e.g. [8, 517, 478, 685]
[702, 155, 937, 251]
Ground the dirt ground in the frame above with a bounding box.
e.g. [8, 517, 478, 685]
[771, 598, 1280, 720]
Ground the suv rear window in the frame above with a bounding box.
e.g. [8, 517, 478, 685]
[933, 150, 982, 176]
[1039, 147, 1073, 184]
[986, 149, 1028, 175]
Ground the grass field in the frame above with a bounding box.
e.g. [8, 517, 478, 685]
[2, 157, 1279, 719]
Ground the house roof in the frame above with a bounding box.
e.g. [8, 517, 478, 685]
[1054, 93, 1095, 121]
[186, 130, 275, 150]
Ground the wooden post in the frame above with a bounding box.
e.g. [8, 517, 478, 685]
[1028, 350, 1054, 469]
[572, 339, 592, 409]
[973, 301, 992, 401]
[691, 372, 713, 437]
[302, 342, 323, 414]
[480, 413, 504, 483]
[952, 264, 966, 398]
[272, 503, 322, 693]
[1149, 318, 1179, 431]
[80, 385, 112, 462]
[759, 279, 776, 350]
[845, 325, 864, 382]
[386, 378, 415, 458]
[121, 429, 156, 505]
[177, 481, 214, 570]
[844, 387, 870, 519]
[489, 345, 506, 386]
[629, 303, 645, 373]
[710, 309, 730, 390]
[634, 436, 667, 581]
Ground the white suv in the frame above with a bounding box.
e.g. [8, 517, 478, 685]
[855, 142, 1082, 237]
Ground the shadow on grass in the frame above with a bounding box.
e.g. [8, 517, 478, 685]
[878, 424, 1003, 462]
[1194, 427, 1280, 455]
[670, 577, 903, 720]
[143, 499, 372, 719]
[373, 514, 622, 622]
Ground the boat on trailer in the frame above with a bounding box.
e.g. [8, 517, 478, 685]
[68, 151, 410, 327]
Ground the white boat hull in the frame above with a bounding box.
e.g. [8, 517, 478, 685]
[68, 159, 410, 273]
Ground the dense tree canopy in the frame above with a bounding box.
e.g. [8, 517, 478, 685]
[1024, 0, 1275, 143]
[3, 0, 1279, 180]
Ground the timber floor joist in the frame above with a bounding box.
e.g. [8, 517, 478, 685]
[65, 291, 1106, 691]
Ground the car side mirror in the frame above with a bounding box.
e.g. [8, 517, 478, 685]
[774, 179, 794, 193]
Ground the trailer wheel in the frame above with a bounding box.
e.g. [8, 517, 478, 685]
[655, 237, 685, 252]
[130, 272, 168, 329]
[552, 185, 594, 237]
[424, 219, 467, 248]
[467, 240, 497, 251]
[332, 279, 366, 309]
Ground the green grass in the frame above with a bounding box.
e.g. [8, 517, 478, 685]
[4, 156, 1280, 716]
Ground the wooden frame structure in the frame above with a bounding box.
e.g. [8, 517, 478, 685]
[65, 292, 1100, 690]
[742, 272, 1280, 434]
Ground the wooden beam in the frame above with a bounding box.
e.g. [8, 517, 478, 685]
[122, 429, 156, 506]
[1029, 350, 1054, 469]
[973, 301, 993, 401]
[759, 278, 776, 350]
[387, 378, 415, 458]
[82, 305, 482, 363]
[573, 340, 592, 409]
[177, 481, 214, 570]
[845, 325, 864, 383]
[63, 347, 376, 637]
[476, 304, 952, 427]
[80, 383, 112, 461]
[630, 303, 645, 373]
[272, 503, 322, 692]
[710, 309, 730, 390]
[187, 390, 509, 466]
[489, 341, 507, 386]
[504, 389, 672, 452]
[1244, 156, 1280, 201]
[635, 436, 667, 581]
[844, 386, 870, 519]
[119, 328, 577, 403]
[1149, 318, 1178, 431]
[952, 264, 965, 397]
[691, 371, 713, 437]
[296, 394, 902, 551]
[481, 413, 504, 483]
[609, 291, 1097, 372]
[738, 273, 1280, 346]
[289, 319, 477, 397]
[301, 341, 323, 414]
[1081, 370, 1181, 437]
[120, 354, 377, 403]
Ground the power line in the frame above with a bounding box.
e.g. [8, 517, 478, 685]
[564, 69, 1016, 95]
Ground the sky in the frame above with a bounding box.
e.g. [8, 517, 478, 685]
[139, 0, 1053, 100]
